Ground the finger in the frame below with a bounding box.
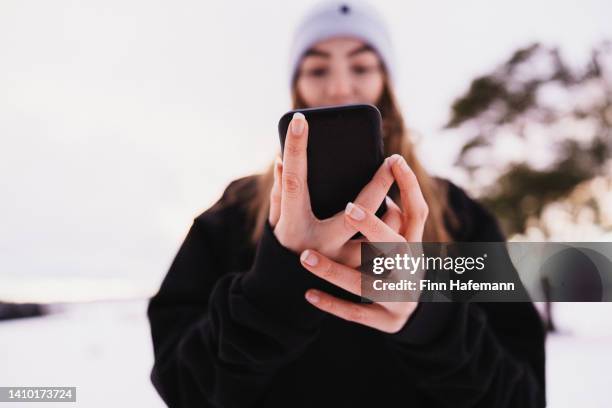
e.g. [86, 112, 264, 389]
[268, 157, 282, 227]
[300, 249, 363, 296]
[281, 112, 310, 218]
[304, 289, 400, 332]
[353, 155, 397, 211]
[344, 202, 405, 243]
[321, 155, 398, 245]
[390, 156, 429, 241]
[335, 238, 399, 270]
[335, 239, 364, 268]
[381, 196, 402, 234]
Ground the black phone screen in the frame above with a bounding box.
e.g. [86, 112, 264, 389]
[278, 104, 387, 221]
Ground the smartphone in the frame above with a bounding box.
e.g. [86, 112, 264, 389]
[278, 103, 388, 224]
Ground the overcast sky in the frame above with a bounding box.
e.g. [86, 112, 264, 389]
[1, 0, 611, 302]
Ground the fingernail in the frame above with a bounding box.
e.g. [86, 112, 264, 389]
[385, 195, 393, 207]
[345, 202, 365, 221]
[306, 290, 319, 303]
[275, 156, 283, 167]
[300, 250, 319, 266]
[399, 157, 410, 173]
[291, 112, 305, 135]
[390, 154, 402, 167]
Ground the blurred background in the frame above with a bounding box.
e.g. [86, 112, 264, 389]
[0, 0, 610, 406]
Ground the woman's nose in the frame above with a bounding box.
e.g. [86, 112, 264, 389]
[326, 72, 353, 100]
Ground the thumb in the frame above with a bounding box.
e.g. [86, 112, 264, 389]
[382, 195, 402, 234]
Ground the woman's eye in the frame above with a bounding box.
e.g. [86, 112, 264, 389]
[305, 68, 328, 77]
[352, 65, 375, 75]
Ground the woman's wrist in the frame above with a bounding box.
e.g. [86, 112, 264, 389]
[240, 219, 327, 329]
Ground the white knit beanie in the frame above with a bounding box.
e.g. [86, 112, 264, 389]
[288, 0, 396, 87]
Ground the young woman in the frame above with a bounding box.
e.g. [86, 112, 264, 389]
[147, 2, 546, 407]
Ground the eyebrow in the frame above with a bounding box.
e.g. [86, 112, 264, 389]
[303, 44, 374, 58]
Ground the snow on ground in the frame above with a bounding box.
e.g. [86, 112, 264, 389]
[0, 300, 164, 408]
[0, 300, 610, 407]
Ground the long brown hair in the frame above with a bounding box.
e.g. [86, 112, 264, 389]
[245, 74, 456, 244]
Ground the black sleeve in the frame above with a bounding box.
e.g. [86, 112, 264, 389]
[147, 188, 327, 407]
[381, 181, 546, 407]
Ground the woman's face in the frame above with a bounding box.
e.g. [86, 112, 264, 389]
[295, 37, 385, 108]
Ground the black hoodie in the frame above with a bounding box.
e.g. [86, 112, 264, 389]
[147, 175, 546, 407]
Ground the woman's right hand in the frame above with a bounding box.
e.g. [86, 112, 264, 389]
[268, 112, 401, 262]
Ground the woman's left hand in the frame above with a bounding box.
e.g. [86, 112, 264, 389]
[298, 156, 429, 333]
